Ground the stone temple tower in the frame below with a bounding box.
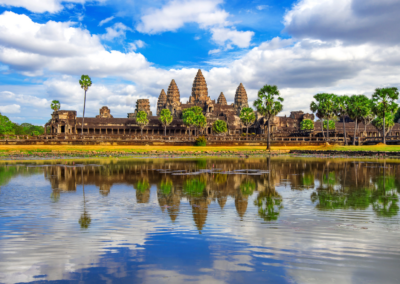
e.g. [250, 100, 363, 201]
[166, 79, 181, 117]
[189, 69, 211, 104]
[157, 89, 167, 115]
[217, 92, 227, 105]
[234, 83, 249, 115]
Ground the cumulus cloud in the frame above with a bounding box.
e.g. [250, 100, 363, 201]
[100, 22, 132, 41]
[0, 0, 105, 13]
[136, 0, 254, 49]
[284, 0, 400, 44]
[0, 104, 20, 114]
[128, 40, 146, 51]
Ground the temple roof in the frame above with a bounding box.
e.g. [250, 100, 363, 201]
[190, 69, 209, 103]
[234, 83, 248, 107]
[217, 92, 227, 105]
[167, 79, 180, 104]
[158, 89, 167, 102]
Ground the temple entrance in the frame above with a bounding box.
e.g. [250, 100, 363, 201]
[61, 126, 65, 133]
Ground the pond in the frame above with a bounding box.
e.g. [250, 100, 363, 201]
[0, 157, 399, 283]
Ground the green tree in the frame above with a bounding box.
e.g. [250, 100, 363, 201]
[159, 109, 173, 136]
[194, 114, 207, 135]
[361, 113, 375, 137]
[394, 107, 400, 123]
[212, 120, 228, 134]
[50, 100, 61, 112]
[0, 114, 14, 135]
[371, 87, 399, 144]
[79, 75, 92, 136]
[300, 119, 314, 131]
[253, 85, 284, 150]
[372, 112, 395, 137]
[347, 95, 371, 145]
[136, 111, 149, 135]
[323, 120, 335, 130]
[333, 95, 349, 145]
[240, 107, 256, 135]
[183, 110, 195, 136]
[310, 93, 336, 142]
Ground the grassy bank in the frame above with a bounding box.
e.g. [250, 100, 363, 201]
[1, 144, 400, 154]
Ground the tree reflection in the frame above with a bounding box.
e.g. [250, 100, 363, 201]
[136, 179, 151, 203]
[183, 176, 206, 197]
[79, 168, 91, 229]
[372, 175, 399, 217]
[240, 179, 256, 196]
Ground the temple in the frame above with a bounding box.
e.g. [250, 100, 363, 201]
[44, 69, 399, 143]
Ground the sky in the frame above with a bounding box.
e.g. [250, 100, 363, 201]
[0, 0, 399, 125]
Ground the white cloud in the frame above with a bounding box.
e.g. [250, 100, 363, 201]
[100, 22, 132, 41]
[129, 40, 146, 51]
[0, 104, 21, 114]
[0, 0, 105, 13]
[136, 0, 254, 49]
[284, 0, 400, 44]
[99, 16, 115, 27]
[208, 49, 221, 55]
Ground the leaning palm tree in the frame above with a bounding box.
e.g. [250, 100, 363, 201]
[253, 85, 284, 150]
[79, 75, 92, 135]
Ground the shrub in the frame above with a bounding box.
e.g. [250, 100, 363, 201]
[241, 133, 246, 136]
[212, 120, 228, 134]
[300, 119, 314, 131]
[195, 136, 207, 146]
[31, 131, 40, 136]
[323, 120, 336, 130]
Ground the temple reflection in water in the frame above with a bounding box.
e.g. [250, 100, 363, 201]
[1, 158, 398, 232]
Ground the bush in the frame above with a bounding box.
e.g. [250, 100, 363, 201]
[212, 120, 228, 134]
[323, 120, 336, 130]
[195, 136, 207, 146]
[31, 131, 40, 136]
[241, 133, 246, 136]
[300, 119, 314, 131]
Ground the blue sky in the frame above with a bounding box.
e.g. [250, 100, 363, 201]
[0, 0, 399, 124]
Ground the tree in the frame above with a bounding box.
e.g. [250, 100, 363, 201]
[361, 113, 375, 137]
[183, 110, 195, 136]
[372, 112, 395, 137]
[212, 120, 228, 134]
[333, 95, 349, 145]
[300, 119, 314, 132]
[159, 109, 173, 136]
[240, 107, 256, 135]
[253, 85, 284, 150]
[0, 114, 14, 135]
[136, 111, 149, 135]
[347, 95, 371, 145]
[50, 100, 61, 112]
[371, 87, 399, 144]
[79, 75, 92, 135]
[194, 114, 207, 135]
[323, 120, 335, 131]
[310, 93, 335, 142]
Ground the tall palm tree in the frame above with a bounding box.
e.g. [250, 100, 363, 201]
[333, 95, 349, 145]
[79, 75, 92, 136]
[254, 85, 284, 150]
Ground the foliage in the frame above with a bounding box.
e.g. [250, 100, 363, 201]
[194, 114, 207, 132]
[394, 107, 400, 123]
[183, 110, 195, 132]
[254, 84, 284, 149]
[300, 119, 314, 131]
[51, 100, 61, 112]
[195, 136, 207, 146]
[79, 212, 91, 229]
[31, 131, 40, 136]
[136, 111, 149, 133]
[183, 106, 203, 116]
[372, 112, 395, 135]
[79, 75, 92, 91]
[240, 180, 256, 196]
[159, 109, 173, 135]
[183, 177, 206, 197]
[160, 180, 173, 195]
[239, 107, 256, 131]
[212, 120, 228, 134]
[332, 95, 349, 118]
[323, 120, 336, 130]
[0, 114, 44, 136]
[255, 190, 283, 221]
[0, 113, 14, 135]
[136, 180, 150, 192]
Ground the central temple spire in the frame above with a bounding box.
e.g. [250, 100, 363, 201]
[189, 69, 209, 103]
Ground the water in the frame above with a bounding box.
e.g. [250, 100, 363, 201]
[0, 157, 399, 284]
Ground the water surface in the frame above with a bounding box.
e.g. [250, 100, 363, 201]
[0, 158, 399, 283]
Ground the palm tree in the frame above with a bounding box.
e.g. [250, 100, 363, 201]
[371, 87, 399, 144]
[136, 111, 149, 135]
[50, 100, 61, 112]
[347, 95, 371, 145]
[240, 107, 256, 135]
[310, 93, 335, 142]
[159, 109, 173, 136]
[333, 95, 349, 145]
[79, 75, 92, 136]
[253, 85, 284, 150]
